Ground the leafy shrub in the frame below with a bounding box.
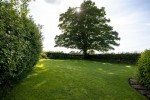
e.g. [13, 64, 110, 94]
[0, 1, 42, 88]
[40, 52, 48, 59]
[137, 50, 150, 89]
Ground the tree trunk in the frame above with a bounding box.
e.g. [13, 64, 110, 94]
[83, 49, 88, 59]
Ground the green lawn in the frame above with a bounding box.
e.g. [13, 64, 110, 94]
[6, 59, 146, 100]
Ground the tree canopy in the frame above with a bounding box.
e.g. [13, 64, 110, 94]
[55, 0, 120, 58]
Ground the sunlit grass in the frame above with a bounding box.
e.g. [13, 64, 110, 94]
[6, 59, 146, 100]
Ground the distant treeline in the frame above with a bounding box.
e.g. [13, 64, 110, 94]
[41, 51, 140, 64]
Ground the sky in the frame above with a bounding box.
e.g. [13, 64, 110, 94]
[28, 0, 150, 53]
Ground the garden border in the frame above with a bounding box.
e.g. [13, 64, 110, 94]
[128, 78, 150, 100]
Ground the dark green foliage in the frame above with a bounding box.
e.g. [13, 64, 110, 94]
[46, 51, 83, 59]
[45, 51, 140, 64]
[0, 0, 42, 92]
[137, 50, 150, 89]
[55, 0, 120, 59]
[90, 53, 140, 64]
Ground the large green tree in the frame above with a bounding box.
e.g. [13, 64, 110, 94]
[55, 0, 120, 58]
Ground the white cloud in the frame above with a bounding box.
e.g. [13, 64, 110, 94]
[144, 23, 150, 26]
[45, 0, 61, 4]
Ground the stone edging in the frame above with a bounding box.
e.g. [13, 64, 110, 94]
[128, 78, 150, 100]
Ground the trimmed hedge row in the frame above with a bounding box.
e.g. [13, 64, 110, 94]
[90, 53, 140, 64]
[45, 51, 140, 64]
[0, 1, 42, 89]
[45, 51, 83, 59]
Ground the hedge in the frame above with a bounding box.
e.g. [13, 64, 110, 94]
[89, 53, 140, 64]
[0, 1, 42, 90]
[45, 51, 140, 64]
[46, 51, 83, 59]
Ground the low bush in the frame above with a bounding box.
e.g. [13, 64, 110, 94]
[137, 50, 150, 89]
